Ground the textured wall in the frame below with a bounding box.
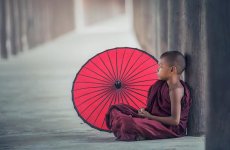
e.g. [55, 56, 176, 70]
[205, 0, 230, 149]
[0, 0, 75, 59]
[133, 0, 208, 136]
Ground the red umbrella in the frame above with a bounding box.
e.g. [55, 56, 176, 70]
[72, 47, 159, 132]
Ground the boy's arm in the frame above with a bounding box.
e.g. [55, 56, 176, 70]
[139, 88, 183, 126]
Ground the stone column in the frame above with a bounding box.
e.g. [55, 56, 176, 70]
[206, 0, 230, 149]
[183, 0, 207, 136]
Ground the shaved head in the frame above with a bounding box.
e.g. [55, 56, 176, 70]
[160, 51, 186, 74]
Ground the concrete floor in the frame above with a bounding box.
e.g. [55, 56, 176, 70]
[0, 16, 204, 150]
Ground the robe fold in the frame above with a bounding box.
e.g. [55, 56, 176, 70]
[105, 80, 192, 141]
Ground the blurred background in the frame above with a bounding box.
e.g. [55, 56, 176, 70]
[0, 0, 136, 59]
[0, 0, 229, 149]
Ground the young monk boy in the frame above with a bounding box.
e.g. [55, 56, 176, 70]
[105, 51, 192, 141]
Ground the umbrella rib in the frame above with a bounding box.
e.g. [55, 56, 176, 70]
[124, 65, 158, 82]
[121, 57, 151, 81]
[124, 86, 147, 99]
[125, 86, 149, 92]
[75, 86, 109, 99]
[124, 64, 158, 82]
[124, 89, 145, 107]
[125, 84, 153, 87]
[122, 89, 140, 108]
[84, 66, 113, 83]
[90, 60, 114, 82]
[76, 81, 111, 86]
[86, 88, 114, 121]
[124, 86, 147, 100]
[116, 49, 118, 81]
[118, 49, 126, 80]
[107, 51, 117, 80]
[118, 90, 124, 104]
[79, 74, 111, 84]
[124, 58, 157, 80]
[114, 92, 118, 105]
[125, 72, 156, 84]
[117, 91, 122, 104]
[119, 50, 135, 82]
[120, 52, 144, 81]
[101, 118, 106, 130]
[93, 90, 115, 124]
[77, 88, 112, 107]
[101, 90, 118, 129]
[75, 85, 112, 91]
[120, 89, 130, 105]
[99, 55, 116, 81]
[80, 87, 114, 114]
[116, 92, 120, 104]
[126, 78, 158, 85]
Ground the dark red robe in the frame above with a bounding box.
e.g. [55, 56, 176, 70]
[105, 80, 192, 141]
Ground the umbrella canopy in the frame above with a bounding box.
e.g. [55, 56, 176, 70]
[72, 47, 159, 132]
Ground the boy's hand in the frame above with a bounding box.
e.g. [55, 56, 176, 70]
[138, 108, 152, 118]
[137, 108, 143, 115]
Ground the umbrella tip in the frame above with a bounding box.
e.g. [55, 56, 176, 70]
[115, 80, 122, 89]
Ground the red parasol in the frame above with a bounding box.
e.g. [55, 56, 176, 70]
[72, 47, 159, 132]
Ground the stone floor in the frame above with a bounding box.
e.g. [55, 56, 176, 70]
[0, 15, 204, 150]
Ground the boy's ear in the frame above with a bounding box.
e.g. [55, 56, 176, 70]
[171, 66, 176, 73]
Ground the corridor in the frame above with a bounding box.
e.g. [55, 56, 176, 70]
[0, 14, 204, 150]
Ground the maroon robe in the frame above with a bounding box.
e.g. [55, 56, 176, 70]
[105, 80, 192, 141]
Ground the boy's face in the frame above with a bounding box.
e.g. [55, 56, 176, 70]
[157, 58, 173, 80]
